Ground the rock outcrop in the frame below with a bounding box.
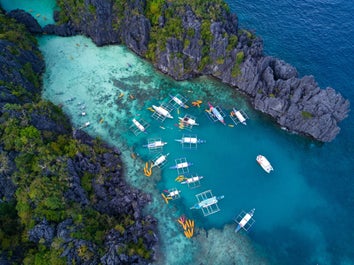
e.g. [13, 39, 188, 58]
[7, 9, 43, 34]
[0, 9, 158, 264]
[41, 0, 349, 142]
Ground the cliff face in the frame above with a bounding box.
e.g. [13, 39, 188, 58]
[0, 8, 158, 265]
[45, 0, 350, 142]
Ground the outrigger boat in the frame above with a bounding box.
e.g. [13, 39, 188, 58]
[152, 153, 169, 168]
[161, 188, 181, 203]
[191, 195, 224, 210]
[181, 175, 204, 185]
[235, 208, 255, 233]
[132, 118, 145, 132]
[130, 118, 149, 135]
[232, 108, 247, 125]
[169, 161, 193, 170]
[191, 190, 224, 216]
[165, 189, 181, 198]
[175, 136, 206, 144]
[169, 94, 188, 109]
[178, 116, 199, 126]
[152, 105, 173, 119]
[143, 140, 167, 149]
[256, 155, 274, 173]
[207, 102, 226, 125]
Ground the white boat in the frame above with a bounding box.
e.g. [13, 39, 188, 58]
[178, 116, 199, 126]
[175, 137, 206, 144]
[132, 118, 145, 132]
[233, 108, 247, 125]
[152, 153, 169, 168]
[181, 176, 204, 184]
[235, 208, 255, 233]
[256, 155, 274, 173]
[169, 94, 186, 108]
[152, 105, 173, 119]
[144, 140, 167, 149]
[191, 195, 224, 210]
[208, 102, 225, 125]
[169, 162, 193, 169]
[168, 189, 181, 197]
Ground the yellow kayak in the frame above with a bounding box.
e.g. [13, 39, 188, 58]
[161, 193, 169, 204]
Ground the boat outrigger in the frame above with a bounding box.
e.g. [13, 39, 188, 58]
[175, 134, 205, 149]
[207, 102, 226, 125]
[181, 175, 203, 185]
[132, 118, 145, 132]
[175, 137, 206, 144]
[230, 108, 248, 125]
[256, 155, 274, 173]
[178, 115, 199, 127]
[169, 94, 188, 109]
[130, 118, 149, 135]
[152, 105, 173, 119]
[170, 157, 193, 174]
[169, 161, 193, 170]
[190, 190, 224, 216]
[234, 208, 255, 233]
[161, 188, 181, 204]
[151, 153, 169, 168]
[143, 139, 167, 149]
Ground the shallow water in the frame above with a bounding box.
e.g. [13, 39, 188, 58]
[1, 0, 354, 264]
[0, 0, 56, 26]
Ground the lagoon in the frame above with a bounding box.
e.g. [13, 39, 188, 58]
[1, 0, 354, 264]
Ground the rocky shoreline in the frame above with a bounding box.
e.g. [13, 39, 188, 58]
[34, 0, 350, 142]
[0, 7, 158, 264]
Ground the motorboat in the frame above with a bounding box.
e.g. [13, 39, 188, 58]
[256, 155, 274, 173]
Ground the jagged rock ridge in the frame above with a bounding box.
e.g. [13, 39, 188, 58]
[38, 0, 349, 142]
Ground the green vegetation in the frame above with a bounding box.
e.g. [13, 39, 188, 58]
[0, 98, 152, 262]
[56, 0, 91, 25]
[0, 11, 38, 51]
[146, 0, 165, 25]
[231, 51, 244, 78]
[301, 111, 313, 119]
[231, 64, 241, 78]
[227, 34, 238, 52]
[0, 10, 153, 264]
[144, 0, 231, 71]
[236, 51, 244, 65]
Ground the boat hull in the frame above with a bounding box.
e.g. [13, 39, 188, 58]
[256, 155, 273, 173]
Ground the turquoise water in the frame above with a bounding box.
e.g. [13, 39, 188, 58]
[0, 0, 56, 26]
[1, 1, 354, 264]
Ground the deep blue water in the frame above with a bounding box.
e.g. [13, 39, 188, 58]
[1, 0, 353, 265]
[228, 0, 354, 264]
